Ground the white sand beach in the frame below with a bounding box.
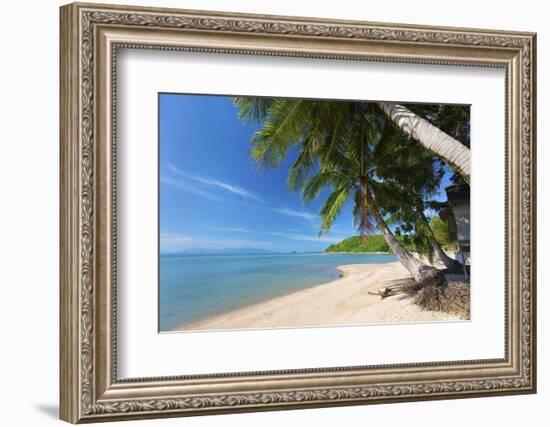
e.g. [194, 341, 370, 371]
[178, 262, 469, 331]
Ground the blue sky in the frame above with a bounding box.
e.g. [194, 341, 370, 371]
[159, 94, 451, 253]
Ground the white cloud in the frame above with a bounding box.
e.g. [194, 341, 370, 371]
[211, 226, 250, 233]
[207, 224, 340, 243]
[160, 175, 221, 201]
[198, 238, 272, 248]
[160, 232, 192, 242]
[166, 162, 185, 175]
[194, 176, 262, 201]
[273, 207, 317, 221]
[166, 162, 262, 201]
[160, 233, 193, 252]
[265, 231, 340, 243]
[160, 232, 273, 252]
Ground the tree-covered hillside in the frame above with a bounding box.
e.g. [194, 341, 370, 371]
[326, 223, 456, 254]
[325, 235, 390, 253]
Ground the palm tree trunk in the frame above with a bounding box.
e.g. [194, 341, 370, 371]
[366, 188, 447, 293]
[365, 188, 424, 277]
[377, 102, 471, 184]
[427, 230, 463, 272]
[419, 215, 463, 272]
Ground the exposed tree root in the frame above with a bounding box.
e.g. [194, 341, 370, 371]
[416, 265, 447, 288]
[368, 267, 470, 319]
[414, 279, 470, 319]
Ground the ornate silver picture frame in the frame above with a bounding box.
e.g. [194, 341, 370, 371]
[60, 2, 536, 423]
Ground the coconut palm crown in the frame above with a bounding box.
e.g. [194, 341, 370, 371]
[234, 97, 435, 277]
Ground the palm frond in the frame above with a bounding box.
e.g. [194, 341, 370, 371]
[302, 170, 348, 204]
[319, 185, 351, 235]
[351, 186, 377, 237]
[250, 100, 321, 169]
[233, 97, 272, 124]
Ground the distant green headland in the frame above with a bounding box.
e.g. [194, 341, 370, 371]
[325, 235, 392, 253]
[326, 220, 456, 254]
[325, 235, 436, 253]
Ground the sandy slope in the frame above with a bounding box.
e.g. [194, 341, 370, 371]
[176, 262, 468, 331]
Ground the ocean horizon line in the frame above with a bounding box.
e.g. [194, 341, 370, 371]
[160, 250, 394, 257]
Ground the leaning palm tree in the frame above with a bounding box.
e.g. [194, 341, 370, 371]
[376, 102, 471, 184]
[235, 97, 446, 288]
[237, 97, 471, 183]
[422, 214, 462, 271]
[382, 197, 462, 272]
[371, 124, 463, 272]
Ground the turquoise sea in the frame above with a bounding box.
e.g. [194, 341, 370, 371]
[159, 252, 397, 331]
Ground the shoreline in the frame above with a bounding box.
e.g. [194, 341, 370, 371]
[171, 262, 469, 332]
[325, 251, 391, 255]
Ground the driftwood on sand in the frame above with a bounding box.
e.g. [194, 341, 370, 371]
[367, 278, 417, 298]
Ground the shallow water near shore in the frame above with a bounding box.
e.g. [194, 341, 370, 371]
[159, 252, 397, 331]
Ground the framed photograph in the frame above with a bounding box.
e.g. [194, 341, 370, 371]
[60, 2, 537, 423]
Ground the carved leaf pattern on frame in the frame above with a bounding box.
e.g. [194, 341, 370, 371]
[77, 9, 534, 416]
